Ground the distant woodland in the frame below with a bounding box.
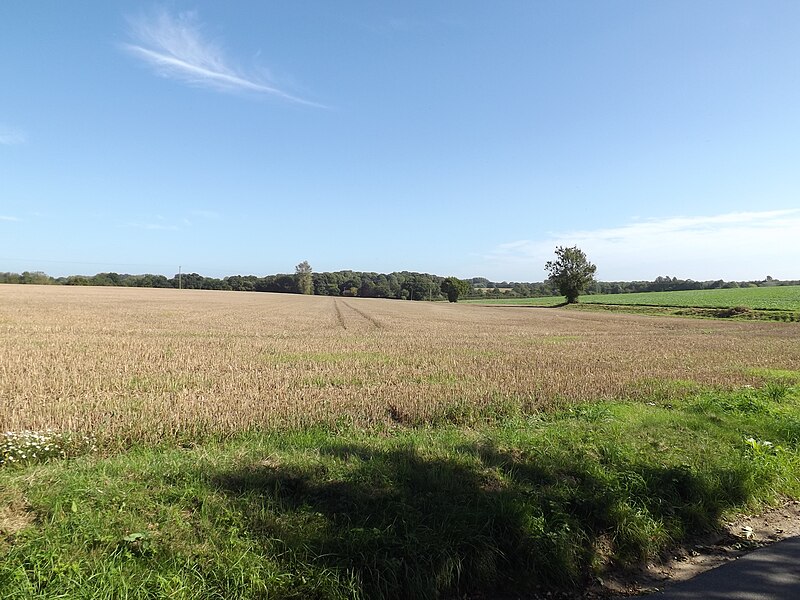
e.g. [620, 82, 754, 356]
[1, 270, 796, 301]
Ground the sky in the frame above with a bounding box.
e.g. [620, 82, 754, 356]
[2, 1, 799, 282]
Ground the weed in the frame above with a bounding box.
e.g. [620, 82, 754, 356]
[0, 430, 97, 466]
[764, 381, 790, 401]
[746, 368, 800, 383]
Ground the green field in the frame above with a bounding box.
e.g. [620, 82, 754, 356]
[466, 296, 567, 307]
[468, 285, 800, 312]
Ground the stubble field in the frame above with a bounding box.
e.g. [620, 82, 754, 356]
[2, 284, 799, 445]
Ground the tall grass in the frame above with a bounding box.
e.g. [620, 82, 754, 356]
[1, 386, 799, 599]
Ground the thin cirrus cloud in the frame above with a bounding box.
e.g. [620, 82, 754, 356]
[127, 210, 219, 231]
[0, 128, 26, 145]
[122, 9, 325, 107]
[190, 209, 220, 219]
[484, 209, 800, 281]
[0, 215, 22, 222]
[126, 219, 179, 231]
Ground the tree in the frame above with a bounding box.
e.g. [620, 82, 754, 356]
[20, 271, 53, 285]
[440, 277, 471, 303]
[544, 246, 596, 304]
[295, 261, 313, 295]
[175, 272, 204, 289]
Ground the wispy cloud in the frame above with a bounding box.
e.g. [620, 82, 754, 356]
[125, 210, 222, 231]
[123, 9, 324, 107]
[484, 210, 800, 281]
[0, 215, 22, 222]
[190, 209, 220, 219]
[0, 128, 26, 145]
[127, 221, 179, 231]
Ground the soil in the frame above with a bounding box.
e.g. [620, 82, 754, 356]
[458, 501, 800, 600]
[601, 500, 800, 598]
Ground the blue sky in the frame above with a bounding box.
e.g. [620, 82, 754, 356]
[2, 1, 799, 281]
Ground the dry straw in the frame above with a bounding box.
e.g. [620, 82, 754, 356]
[1, 285, 798, 445]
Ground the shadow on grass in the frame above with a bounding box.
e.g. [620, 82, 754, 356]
[212, 438, 753, 600]
[483, 301, 570, 309]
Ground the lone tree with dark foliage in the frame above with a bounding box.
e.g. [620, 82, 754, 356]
[440, 277, 471, 303]
[544, 246, 596, 304]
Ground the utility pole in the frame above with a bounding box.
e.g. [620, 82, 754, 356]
[178, 266, 182, 290]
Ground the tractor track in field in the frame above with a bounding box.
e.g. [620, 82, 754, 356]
[332, 298, 348, 330]
[339, 300, 383, 329]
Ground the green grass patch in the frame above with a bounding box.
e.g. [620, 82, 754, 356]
[746, 368, 800, 384]
[469, 286, 800, 320]
[2, 386, 799, 599]
[464, 296, 566, 307]
[582, 286, 800, 311]
[126, 374, 212, 393]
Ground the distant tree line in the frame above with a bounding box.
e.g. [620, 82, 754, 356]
[0, 269, 449, 300]
[471, 275, 800, 299]
[1, 270, 797, 300]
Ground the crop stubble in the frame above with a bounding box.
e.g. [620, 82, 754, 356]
[1, 285, 798, 444]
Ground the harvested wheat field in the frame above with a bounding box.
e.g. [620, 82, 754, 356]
[1, 284, 799, 444]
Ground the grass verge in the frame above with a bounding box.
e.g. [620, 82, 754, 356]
[568, 303, 800, 322]
[466, 299, 800, 322]
[1, 385, 799, 599]
[466, 286, 800, 313]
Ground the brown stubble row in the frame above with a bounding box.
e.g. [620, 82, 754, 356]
[1, 285, 798, 445]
